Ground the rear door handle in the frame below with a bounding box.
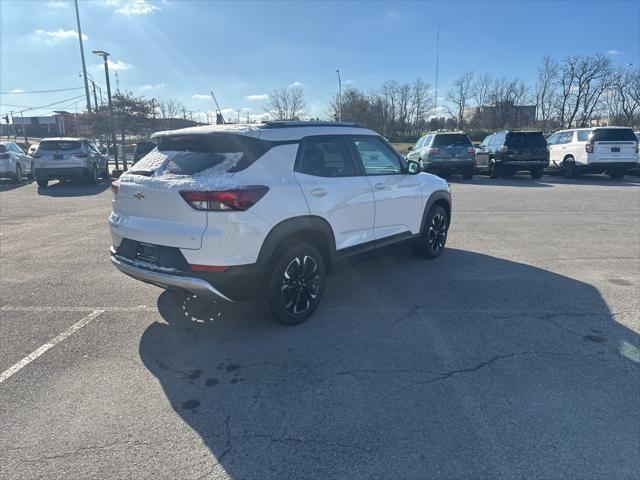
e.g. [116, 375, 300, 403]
[374, 183, 386, 190]
[309, 188, 327, 198]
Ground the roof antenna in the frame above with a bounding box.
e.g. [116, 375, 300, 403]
[210, 91, 225, 124]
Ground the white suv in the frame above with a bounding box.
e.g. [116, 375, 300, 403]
[109, 122, 452, 324]
[547, 126, 639, 179]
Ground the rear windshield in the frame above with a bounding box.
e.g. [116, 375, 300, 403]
[38, 141, 81, 151]
[432, 134, 471, 146]
[591, 129, 636, 142]
[0, 145, 6, 153]
[506, 132, 546, 147]
[155, 133, 270, 175]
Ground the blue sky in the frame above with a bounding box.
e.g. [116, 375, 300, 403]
[1, 0, 638, 121]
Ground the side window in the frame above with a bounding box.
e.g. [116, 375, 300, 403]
[557, 132, 572, 144]
[296, 136, 356, 177]
[481, 134, 493, 148]
[577, 130, 591, 142]
[415, 136, 425, 149]
[547, 133, 558, 145]
[351, 136, 403, 175]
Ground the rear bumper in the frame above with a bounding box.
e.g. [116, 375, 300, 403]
[496, 159, 549, 169]
[579, 161, 638, 172]
[423, 159, 474, 172]
[35, 167, 88, 180]
[110, 254, 234, 303]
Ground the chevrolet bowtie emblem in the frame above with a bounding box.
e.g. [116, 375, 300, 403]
[133, 192, 145, 200]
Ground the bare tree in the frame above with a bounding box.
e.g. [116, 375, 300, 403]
[613, 67, 640, 127]
[446, 72, 474, 127]
[472, 72, 493, 108]
[534, 56, 558, 130]
[556, 54, 612, 128]
[411, 78, 432, 135]
[264, 86, 306, 120]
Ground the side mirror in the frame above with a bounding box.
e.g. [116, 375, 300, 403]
[407, 159, 421, 175]
[407, 146, 413, 151]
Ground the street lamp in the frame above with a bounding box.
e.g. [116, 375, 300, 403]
[93, 50, 118, 169]
[336, 69, 342, 122]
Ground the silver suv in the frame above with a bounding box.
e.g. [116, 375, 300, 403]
[407, 131, 475, 179]
[33, 137, 109, 188]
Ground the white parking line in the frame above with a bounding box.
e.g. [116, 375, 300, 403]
[0, 305, 157, 313]
[0, 309, 104, 384]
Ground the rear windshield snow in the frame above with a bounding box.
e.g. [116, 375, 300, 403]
[591, 129, 636, 142]
[38, 141, 81, 151]
[506, 133, 546, 147]
[129, 133, 268, 176]
[432, 134, 471, 146]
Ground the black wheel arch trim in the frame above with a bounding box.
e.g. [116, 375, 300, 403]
[420, 189, 452, 235]
[256, 215, 337, 272]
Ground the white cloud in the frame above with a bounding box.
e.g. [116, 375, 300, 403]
[106, 0, 160, 15]
[140, 83, 166, 90]
[246, 94, 268, 101]
[9, 89, 25, 94]
[192, 94, 212, 100]
[221, 108, 236, 115]
[30, 29, 87, 44]
[94, 59, 132, 71]
[606, 49, 623, 56]
[289, 81, 302, 87]
[45, 1, 69, 8]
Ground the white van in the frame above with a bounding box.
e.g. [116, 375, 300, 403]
[547, 127, 638, 179]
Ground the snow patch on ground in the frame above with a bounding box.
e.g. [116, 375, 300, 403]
[119, 150, 243, 191]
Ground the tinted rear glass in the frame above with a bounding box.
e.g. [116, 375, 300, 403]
[0, 145, 6, 153]
[591, 129, 636, 142]
[432, 134, 471, 146]
[38, 141, 81, 151]
[155, 133, 270, 175]
[506, 132, 546, 147]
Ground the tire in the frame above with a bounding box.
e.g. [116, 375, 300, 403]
[36, 178, 48, 188]
[462, 169, 473, 180]
[608, 170, 625, 179]
[87, 166, 98, 185]
[412, 204, 448, 259]
[14, 164, 22, 183]
[264, 242, 325, 325]
[530, 167, 543, 179]
[489, 161, 499, 179]
[563, 158, 578, 179]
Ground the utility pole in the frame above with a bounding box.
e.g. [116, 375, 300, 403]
[93, 50, 118, 168]
[91, 80, 99, 113]
[210, 91, 225, 124]
[19, 111, 28, 144]
[9, 111, 16, 140]
[434, 22, 440, 121]
[74, 0, 91, 113]
[336, 69, 342, 122]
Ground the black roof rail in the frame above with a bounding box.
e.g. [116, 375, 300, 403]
[260, 121, 365, 129]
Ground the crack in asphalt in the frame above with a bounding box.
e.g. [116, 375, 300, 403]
[12, 439, 170, 462]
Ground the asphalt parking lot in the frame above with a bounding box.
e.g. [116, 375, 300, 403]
[1, 174, 639, 479]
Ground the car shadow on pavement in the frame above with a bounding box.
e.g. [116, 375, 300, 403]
[140, 247, 640, 479]
[36, 178, 111, 197]
[0, 178, 34, 192]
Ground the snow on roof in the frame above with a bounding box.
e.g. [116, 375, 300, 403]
[39, 137, 88, 141]
[151, 123, 261, 139]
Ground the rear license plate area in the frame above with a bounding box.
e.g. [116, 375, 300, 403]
[54, 154, 63, 160]
[136, 242, 159, 264]
[611, 147, 620, 153]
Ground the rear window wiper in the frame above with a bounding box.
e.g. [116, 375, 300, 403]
[127, 169, 154, 177]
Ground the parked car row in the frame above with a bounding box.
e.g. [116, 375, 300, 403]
[407, 126, 639, 180]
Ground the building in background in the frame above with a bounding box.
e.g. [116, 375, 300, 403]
[464, 102, 537, 129]
[0, 111, 81, 138]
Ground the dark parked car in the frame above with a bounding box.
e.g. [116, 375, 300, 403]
[132, 141, 156, 164]
[475, 131, 549, 178]
[406, 131, 475, 179]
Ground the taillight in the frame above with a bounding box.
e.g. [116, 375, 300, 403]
[110, 180, 119, 196]
[74, 153, 89, 158]
[0, 153, 9, 160]
[180, 186, 269, 211]
[585, 143, 594, 153]
[428, 147, 440, 155]
[467, 147, 475, 154]
[499, 145, 508, 153]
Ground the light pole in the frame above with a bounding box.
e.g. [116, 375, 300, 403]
[74, 0, 91, 113]
[93, 50, 118, 169]
[336, 69, 342, 122]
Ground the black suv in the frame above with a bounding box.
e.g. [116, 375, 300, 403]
[475, 131, 549, 178]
